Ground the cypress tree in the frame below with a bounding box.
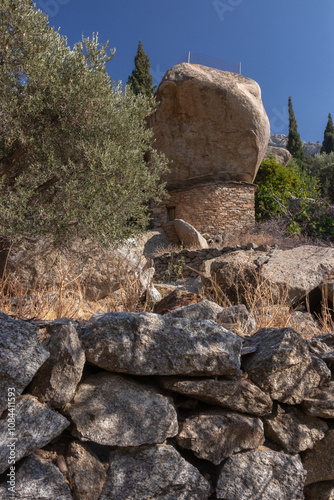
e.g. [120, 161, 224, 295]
[321, 113, 334, 154]
[127, 40, 154, 97]
[287, 96, 305, 165]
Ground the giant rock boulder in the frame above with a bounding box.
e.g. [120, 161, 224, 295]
[151, 63, 270, 188]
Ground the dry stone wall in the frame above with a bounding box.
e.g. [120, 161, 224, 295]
[154, 243, 258, 281]
[0, 304, 333, 499]
[152, 181, 256, 243]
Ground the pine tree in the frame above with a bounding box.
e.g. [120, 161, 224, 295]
[287, 96, 305, 165]
[127, 40, 154, 97]
[321, 113, 334, 154]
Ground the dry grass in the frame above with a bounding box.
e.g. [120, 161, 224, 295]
[1, 258, 332, 337]
[200, 267, 293, 335]
[0, 249, 155, 322]
[211, 219, 334, 251]
[186, 263, 333, 337]
[0, 222, 333, 336]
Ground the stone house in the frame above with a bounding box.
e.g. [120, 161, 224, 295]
[149, 63, 270, 243]
[152, 181, 256, 243]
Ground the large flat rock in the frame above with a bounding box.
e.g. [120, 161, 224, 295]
[80, 312, 242, 376]
[209, 245, 334, 306]
[100, 444, 210, 500]
[160, 377, 273, 416]
[64, 372, 178, 446]
[260, 245, 334, 304]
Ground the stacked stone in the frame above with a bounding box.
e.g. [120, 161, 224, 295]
[152, 182, 256, 244]
[0, 304, 333, 499]
[154, 243, 262, 281]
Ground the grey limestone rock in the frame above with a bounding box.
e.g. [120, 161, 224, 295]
[0, 311, 49, 415]
[217, 304, 257, 335]
[64, 372, 178, 446]
[176, 409, 265, 465]
[260, 245, 334, 304]
[302, 382, 334, 418]
[288, 311, 322, 337]
[66, 442, 106, 500]
[29, 322, 85, 408]
[164, 299, 223, 321]
[242, 327, 331, 404]
[264, 145, 292, 166]
[307, 333, 334, 365]
[0, 395, 69, 474]
[263, 404, 328, 453]
[174, 219, 209, 249]
[0, 454, 72, 499]
[99, 444, 210, 500]
[302, 428, 334, 485]
[216, 448, 306, 500]
[210, 250, 259, 302]
[209, 245, 334, 306]
[80, 312, 242, 376]
[160, 377, 273, 416]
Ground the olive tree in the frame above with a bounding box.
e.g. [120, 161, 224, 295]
[0, 0, 168, 244]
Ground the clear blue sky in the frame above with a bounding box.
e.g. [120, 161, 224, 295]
[36, 0, 334, 143]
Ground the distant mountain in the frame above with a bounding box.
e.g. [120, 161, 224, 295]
[269, 134, 322, 157]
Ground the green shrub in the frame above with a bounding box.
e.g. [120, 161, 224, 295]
[305, 152, 334, 203]
[255, 156, 334, 241]
[254, 156, 318, 220]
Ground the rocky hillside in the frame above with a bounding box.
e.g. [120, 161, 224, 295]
[270, 134, 322, 157]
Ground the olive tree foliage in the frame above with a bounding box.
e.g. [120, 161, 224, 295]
[0, 0, 168, 244]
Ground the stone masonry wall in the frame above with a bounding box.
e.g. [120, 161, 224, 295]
[152, 181, 256, 243]
[1, 308, 333, 499]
